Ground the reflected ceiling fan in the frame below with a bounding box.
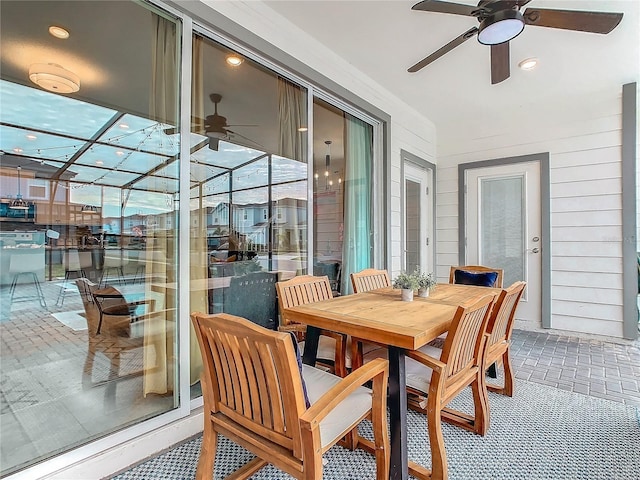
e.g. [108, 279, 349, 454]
[166, 93, 259, 150]
[408, 0, 623, 84]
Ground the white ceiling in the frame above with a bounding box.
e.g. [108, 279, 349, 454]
[264, 0, 639, 143]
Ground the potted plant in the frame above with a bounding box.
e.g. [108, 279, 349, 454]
[413, 269, 436, 298]
[393, 271, 419, 302]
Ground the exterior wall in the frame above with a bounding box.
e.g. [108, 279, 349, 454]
[436, 86, 628, 338]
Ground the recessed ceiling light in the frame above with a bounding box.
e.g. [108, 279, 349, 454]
[518, 57, 538, 71]
[13, 147, 23, 153]
[26, 134, 37, 140]
[225, 54, 244, 67]
[49, 25, 70, 39]
[95, 160, 104, 165]
[115, 150, 125, 156]
[297, 127, 308, 132]
[119, 123, 129, 130]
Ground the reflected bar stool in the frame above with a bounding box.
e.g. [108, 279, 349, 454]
[9, 252, 47, 308]
[56, 250, 92, 305]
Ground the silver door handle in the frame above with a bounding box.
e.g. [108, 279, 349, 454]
[528, 247, 540, 254]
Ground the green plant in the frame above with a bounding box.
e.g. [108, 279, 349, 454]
[393, 271, 419, 290]
[413, 269, 436, 290]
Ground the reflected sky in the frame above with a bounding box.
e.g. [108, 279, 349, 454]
[1, 79, 308, 216]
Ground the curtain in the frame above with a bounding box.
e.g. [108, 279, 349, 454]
[143, 15, 179, 396]
[277, 77, 307, 162]
[276, 77, 307, 274]
[340, 114, 372, 294]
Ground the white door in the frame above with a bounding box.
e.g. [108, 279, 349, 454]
[404, 163, 433, 274]
[466, 161, 541, 324]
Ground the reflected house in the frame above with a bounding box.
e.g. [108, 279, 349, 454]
[205, 197, 307, 253]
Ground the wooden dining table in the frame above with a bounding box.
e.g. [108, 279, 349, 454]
[282, 283, 501, 480]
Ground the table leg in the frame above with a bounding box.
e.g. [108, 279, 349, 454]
[388, 347, 408, 480]
[301, 325, 320, 366]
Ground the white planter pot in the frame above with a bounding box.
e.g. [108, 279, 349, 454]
[418, 288, 430, 298]
[401, 288, 414, 302]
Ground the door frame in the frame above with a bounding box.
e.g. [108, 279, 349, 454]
[401, 150, 436, 273]
[458, 152, 551, 328]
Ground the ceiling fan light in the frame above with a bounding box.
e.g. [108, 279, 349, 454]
[478, 10, 525, 45]
[29, 63, 80, 93]
[81, 205, 98, 214]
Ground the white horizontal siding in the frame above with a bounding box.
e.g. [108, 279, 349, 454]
[552, 285, 623, 305]
[552, 271, 623, 290]
[436, 86, 626, 338]
[552, 241, 622, 257]
[552, 315, 623, 338]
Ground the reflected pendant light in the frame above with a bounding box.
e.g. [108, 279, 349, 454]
[324, 140, 332, 190]
[10, 167, 30, 210]
[81, 205, 99, 214]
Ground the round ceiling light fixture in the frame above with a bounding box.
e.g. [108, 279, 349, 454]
[29, 63, 80, 93]
[48, 25, 70, 39]
[477, 9, 525, 45]
[518, 57, 538, 70]
[225, 54, 244, 67]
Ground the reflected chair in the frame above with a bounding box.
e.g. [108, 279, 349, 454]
[484, 281, 527, 397]
[364, 293, 496, 478]
[276, 275, 349, 377]
[190, 312, 390, 480]
[349, 268, 392, 370]
[83, 279, 155, 335]
[224, 271, 278, 330]
[449, 265, 504, 288]
[56, 250, 93, 305]
[350, 268, 391, 293]
[9, 252, 47, 308]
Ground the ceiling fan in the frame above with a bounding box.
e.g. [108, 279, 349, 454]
[408, 0, 623, 84]
[166, 93, 259, 150]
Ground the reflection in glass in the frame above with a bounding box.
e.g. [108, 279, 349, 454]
[312, 99, 373, 296]
[189, 33, 308, 399]
[0, 1, 180, 475]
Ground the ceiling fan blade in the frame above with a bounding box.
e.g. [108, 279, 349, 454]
[411, 0, 477, 17]
[226, 129, 267, 151]
[523, 8, 623, 34]
[408, 27, 478, 73]
[491, 42, 510, 85]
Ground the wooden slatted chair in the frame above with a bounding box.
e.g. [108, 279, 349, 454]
[449, 265, 504, 288]
[350, 268, 391, 293]
[484, 281, 527, 397]
[276, 275, 349, 377]
[349, 269, 392, 370]
[364, 293, 496, 479]
[191, 312, 390, 480]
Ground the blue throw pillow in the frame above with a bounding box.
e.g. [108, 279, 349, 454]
[454, 269, 499, 288]
[286, 331, 311, 408]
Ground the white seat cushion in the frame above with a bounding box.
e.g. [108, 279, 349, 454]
[302, 364, 372, 448]
[363, 344, 443, 395]
[301, 335, 352, 368]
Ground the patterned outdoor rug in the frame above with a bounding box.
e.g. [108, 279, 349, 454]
[112, 379, 639, 480]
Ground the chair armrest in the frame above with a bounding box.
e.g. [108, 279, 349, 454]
[406, 349, 446, 373]
[299, 358, 388, 428]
